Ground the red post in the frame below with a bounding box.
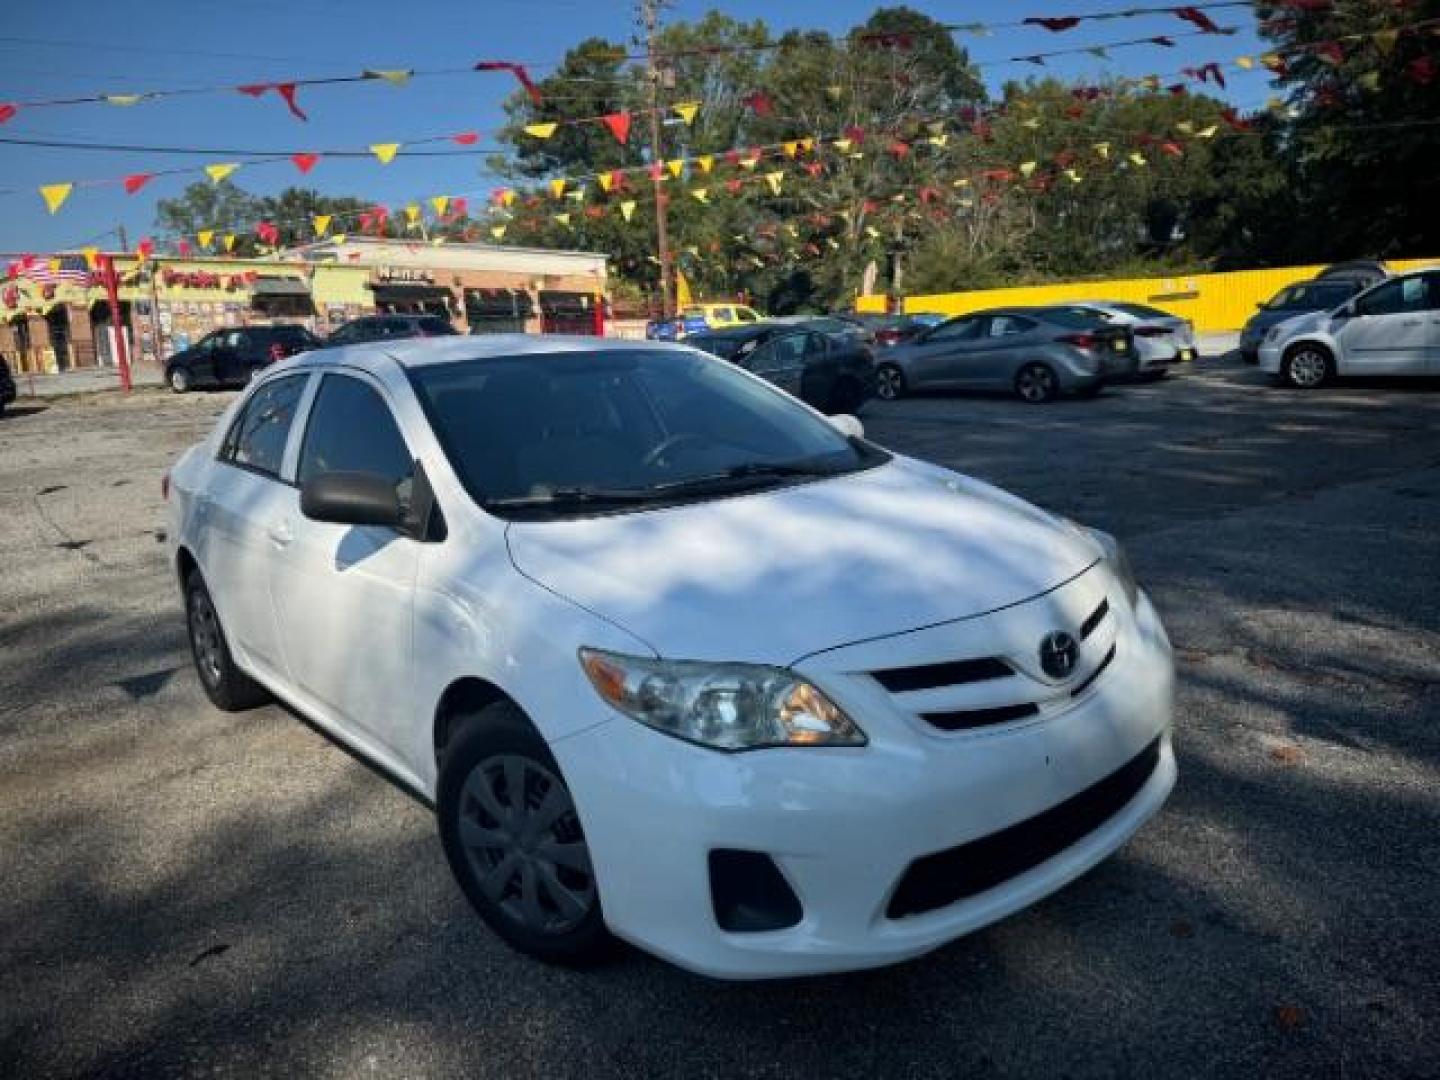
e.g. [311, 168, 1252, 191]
[98, 254, 132, 392]
[592, 293, 606, 338]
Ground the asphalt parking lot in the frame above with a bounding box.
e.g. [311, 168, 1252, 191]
[2, 357, 1437, 1079]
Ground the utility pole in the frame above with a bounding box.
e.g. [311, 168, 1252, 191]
[640, 0, 675, 318]
[116, 224, 129, 253]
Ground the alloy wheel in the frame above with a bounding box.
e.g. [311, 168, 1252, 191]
[876, 365, 904, 401]
[1016, 364, 1057, 402]
[458, 755, 596, 936]
[1288, 348, 1329, 388]
[188, 589, 223, 689]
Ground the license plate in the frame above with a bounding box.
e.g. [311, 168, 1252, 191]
[1113, 339, 1128, 352]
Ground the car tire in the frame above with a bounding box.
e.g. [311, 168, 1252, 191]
[167, 366, 191, 393]
[184, 570, 270, 711]
[438, 702, 612, 967]
[875, 364, 906, 401]
[1015, 363, 1059, 403]
[1281, 343, 1333, 389]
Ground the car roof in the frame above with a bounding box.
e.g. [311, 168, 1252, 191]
[289, 334, 697, 373]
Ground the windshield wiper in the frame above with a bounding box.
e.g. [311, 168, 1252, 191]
[646, 460, 840, 494]
[483, 486, 660, 511]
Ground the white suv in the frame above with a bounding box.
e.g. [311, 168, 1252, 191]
[1259, 268, 1440, 387]
[167, 336, 1176, 979]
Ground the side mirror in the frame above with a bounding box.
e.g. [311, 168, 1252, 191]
[827, 413, 865, 439]
[301, 471, 404, 529]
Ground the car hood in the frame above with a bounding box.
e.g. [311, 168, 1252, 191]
[504, 458, 1100, 664]
[1264, 310, 1327, 342]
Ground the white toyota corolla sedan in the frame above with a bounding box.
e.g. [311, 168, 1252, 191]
[166, 335, 1176, 979]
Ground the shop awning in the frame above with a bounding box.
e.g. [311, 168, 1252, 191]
[538, 290, 594, 315]
[252, 276, 311, 296]
[368, 283, 453, 302]
[464, 288, 533, 318]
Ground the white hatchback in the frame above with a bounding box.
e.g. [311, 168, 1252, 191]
[167, 336, 1176, 979]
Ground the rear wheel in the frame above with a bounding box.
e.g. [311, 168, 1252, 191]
[1282, 344, 1332, 389]
[184, 570, 269, 711]
[1015, 363, 1059, 403]
[167, 366, 191, 393]
[438, 703, 611, 966]
[875, 364, 905, 401]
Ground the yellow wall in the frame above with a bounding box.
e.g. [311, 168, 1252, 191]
[861, 258, 1437, 333]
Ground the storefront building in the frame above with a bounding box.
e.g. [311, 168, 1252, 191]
[0, 239, 609, 375]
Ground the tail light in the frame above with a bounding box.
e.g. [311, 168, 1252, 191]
[876, 329, 901, 345]
[1057, 332, 1098, 348]
[161, 471, 170, 502]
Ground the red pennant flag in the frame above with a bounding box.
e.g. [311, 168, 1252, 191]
[647, 163, 664, 181]
[584, 206, 605, 220]
[804, 162, 823, 178]
[724, 149, 742, 166]
[451, 131, 479, 145]
[123, 173, 153, 194]
[1407, 56, 1436, 85]
[725, 179, 743, 195]
[177, 240, 192, 257]
[971, 120, 993, 141]
[1220, 107, 1254, 132]
[1162, 141, 1184, 157]
[887, 140, 910, 158]
[1065, 104, 1086, 119]
[256, 222, 280, 245]
[450, 196, 468, 218]
[359, 212, 374, 233]
[1168, 83, 1188, 96]
[1173, 7, 1222, 33]
[237, 83, 269, 97]
[1024, 16, 1080, 31]
[601, 112, 632, 145]
[474, 61, 542, 104]
[742, 91, 774, 116]
[918, 186, 940, 205]
[291, 153, 320, 174]
[0, 103, 16, 124]
[275, 82, 307, 121]
[982, 169, 1015, 182]
[1054, 149, 1078, 167]
[137, 238, 154, 259]
[1315, 40, 1345, 65]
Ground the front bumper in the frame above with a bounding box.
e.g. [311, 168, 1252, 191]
[1257, 339, 1284, 374]
[556, 581, 1176, 979]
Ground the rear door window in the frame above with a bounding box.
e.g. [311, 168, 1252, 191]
[220, 375, 308, 478]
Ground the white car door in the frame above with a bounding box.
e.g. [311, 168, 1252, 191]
[202, 373, 312, 685]
[268, 370, 420, 751]
[1337, 275, 1433, 375]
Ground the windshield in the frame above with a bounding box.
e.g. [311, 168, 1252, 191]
[410, 349, 884, 518]
[1267, 283, 1353, 310]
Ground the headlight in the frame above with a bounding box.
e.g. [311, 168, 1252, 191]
[1083, 526, 1140, 609]
[579, 649, 866, 751]
[1265, 326, 1283, 343]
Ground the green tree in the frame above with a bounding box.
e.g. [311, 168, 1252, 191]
[154, 180, 261, 244]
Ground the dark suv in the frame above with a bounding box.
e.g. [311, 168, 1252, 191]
[323, 314, 458, 347]
[165, 324, 319, 392]
[686, 324, 877, 414]
[0, 356, 16, 416]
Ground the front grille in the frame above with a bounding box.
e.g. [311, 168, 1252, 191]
[1080, 599, 1109, 640]
[886, 736, 1162, 919]
[1071, 644, 1116, 697]
[871, 657, 1012, 694]
[922, 703, 1040, 731]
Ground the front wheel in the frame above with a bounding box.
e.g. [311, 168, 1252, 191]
[184, 570, 269, 711]
[167, 366, 191, 393]
[875, 363, 906, 401]
[438, 703, 611, 967]
[1282, 344, 1332, 389]
[1015, 363, 1059, 403]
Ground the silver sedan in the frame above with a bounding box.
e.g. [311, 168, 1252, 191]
[875, 308, 1136, 402]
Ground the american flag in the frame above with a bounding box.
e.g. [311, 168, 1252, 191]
[20, 255, 93, 285]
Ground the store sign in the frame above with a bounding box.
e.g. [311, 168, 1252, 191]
[161, 269, 257, 292]
[376, 267, 434, 284]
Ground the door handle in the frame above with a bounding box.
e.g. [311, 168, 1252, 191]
[267, 521, 293, 548]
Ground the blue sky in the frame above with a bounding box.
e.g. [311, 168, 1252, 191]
[0, 0, 1268, 254]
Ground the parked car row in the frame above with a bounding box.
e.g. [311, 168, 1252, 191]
[1238, 262, 1386, 362]
[685, 322, 876, 414]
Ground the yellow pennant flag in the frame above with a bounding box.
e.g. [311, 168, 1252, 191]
[765, 171, 784, 195]
[1357, 71, 1381, 92]
[865, 226, 881, 239]
[549, 178, 566, 199]
[499, 189, 517, 208]
[619, 200, 637, 221]
[827, 238, 840, 249]
[666, 159, 685, 178]
[798, 137, 814, 154]
[673, 102, 700, 125]
[1196, 124, 1218, 139]
[431, 237, 447, 246]
[739, 156, 759, 171]
[1128, 152, 1148, 167]
[928, 134, 949, 148]
[690, 187, 709, 203]
[783, 140, 800, 158]
[223, 234, 237, 252]
[311, 215, 331, 238]
[103, 94, 144, 106]
[82, 246, 100, 269]
[953, 177, 971, 188]
[405, 203, 422, 225]
[833, 138, 852, 152]
[927, 121, 946, 136]
[39, 183, 73, 214]
[205, 163, 239, 183]
[1235, 55, 1254, 70]
[331, 233, 347, 245]
[554, 212, 571, 226]
[1019, 161, 1037, 178]
[693, 154, 713, 175]
[598, 172, 616, 193]
[1260, 53, 1284, 72]
[565, 188, 586, 202]
[1064, 169, 1083, 184]
[1176, 120, 1195, 135]
[524, 122, 558, 139]
[370, 143, 401, 164]
[1093, 141, 1111, 159]
[365, 69, 413, 85]
[197, 229, 215, 249]
[490, 225, 507, 240]
[1373, 29, 1399, 53]
[826, 85, 843, 100]
[1020, 117, 1041, 130]
[431, 195, 449, 217]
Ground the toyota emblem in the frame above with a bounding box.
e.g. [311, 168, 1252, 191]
[1039, 631, 1080, 680]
